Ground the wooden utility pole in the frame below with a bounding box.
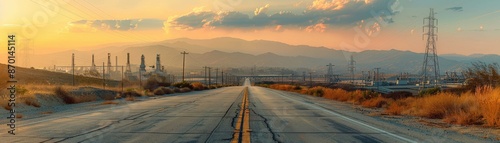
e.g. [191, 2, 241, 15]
[181, 51, 189, 82]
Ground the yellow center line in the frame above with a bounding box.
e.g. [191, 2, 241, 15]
[232, 87, 251, 143]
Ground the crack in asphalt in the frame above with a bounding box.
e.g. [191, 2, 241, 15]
[55, 89, 234, 143]
[204, 89, 244, 143]
[250, 107, 282, 143]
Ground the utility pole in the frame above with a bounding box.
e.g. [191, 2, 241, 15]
[181, 51, 189, 82]
[215, 68, 219, 85]
[103, 62, 105, 89]
[375, 68, 380, 91]
[121, 66, 124, 93]
[208, 67, 212, 87]
[72, 53, 75, 86]
[115, 56, 118, 72]
[203, 66, 209, 85]
[309, 72, 313, 87]
[221, 70, 224, 86]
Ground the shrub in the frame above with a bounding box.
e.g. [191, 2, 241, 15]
[418, 87, 441, 96]
[161, 87, 174, 94]
[55, 86, 76, 104]
[384, 97, 415, 115]
[463, 62, 500, 91]
[477, 86, 500, 127]
[153, 87, 165, 95]
[191, 82, 205, 91]
[361, 96, 392, 108]
[16, 86, 29, 95]
[125, 96, 135, 101]
[173, 82, 193, 89]
[415, 93, 460, 119]
[382, 91, 413, 100]
[143, 75, 171, 91]
[305, 87, 324, 97]
[23, 96, 41, 107]
[173, 88, 181, 93]
[180, 87, 191, 93]
[122, 90, 142, 97]
[209, 85, 217, 89]
[323, 88, 350, 101]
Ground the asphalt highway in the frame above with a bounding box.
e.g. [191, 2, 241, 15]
[1, 79, 484, 143]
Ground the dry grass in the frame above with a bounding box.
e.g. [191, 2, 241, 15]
[102, 100, 119, 105]
[384, 97, 415, 115]
[268, 84, 500, 127]
[361, 96, 393, 108]
[476, 86, 500, 127]
[323, 88, 350, 101]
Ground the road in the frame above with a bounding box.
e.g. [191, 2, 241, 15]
[0, 79, 485, 143]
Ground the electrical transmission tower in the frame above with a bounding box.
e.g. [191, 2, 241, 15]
[21, 39, 34, 67]
[326, 63, 337, 83]
[421, 8, 440, 89]
[348, 55, 356, 83]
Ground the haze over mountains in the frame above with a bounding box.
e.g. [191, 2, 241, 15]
[25, 37, 500, 74]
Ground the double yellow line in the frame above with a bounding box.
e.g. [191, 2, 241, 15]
[232, 87, 251, 143]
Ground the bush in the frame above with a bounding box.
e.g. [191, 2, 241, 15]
[415, 93, 460, 119]
[180, 87, 191, 93]
[191, 82, 205, 91]
[161, 87, 174, 94]
[361, 96, 392, 108]
[384, 97, 415, 115]
[418, 87, 441, 96]
[477, 86, 500, 127]
[153, 87, 165, 95]
[55, 86, 76, 104]
[122, 90, 142, 97]
[463, 62, 500, 91]
[173, 82, 193, 89]
[173, 88, 181, 93]
[16, 86, 29, 95]
[305, 87, 324, 97]
[23, 96, 40, 107]
[143, 75, 171, 91]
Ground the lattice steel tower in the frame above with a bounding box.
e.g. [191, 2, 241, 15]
[348, 55, 356, 83]
[326, 63, 335, 83]
[421, 8, 440, 88]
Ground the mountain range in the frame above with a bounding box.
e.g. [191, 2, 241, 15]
[22, 37, 500, 74]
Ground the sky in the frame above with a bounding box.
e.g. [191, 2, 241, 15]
[0, 0, 499, 55]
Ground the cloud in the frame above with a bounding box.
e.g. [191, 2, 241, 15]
[165, 0, 399, 32]
[64, 19, 164, 32]
[446, 6, 463, 12]
[309, 0, 373, 10]
[254, 4, 270, 16]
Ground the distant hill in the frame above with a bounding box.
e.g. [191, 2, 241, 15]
[14, 37, 500, 74]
